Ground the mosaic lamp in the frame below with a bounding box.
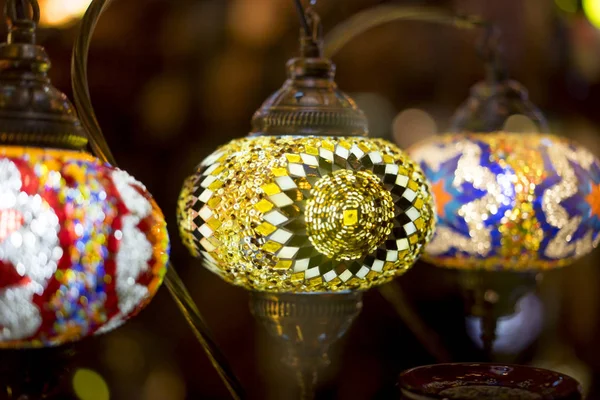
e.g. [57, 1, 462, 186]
[408, 46, 600, 354]
[0, 0, 169, 348]
[409, 79, 600, 272]
[177, 4, 435, 395]
[177, 14, 435, 296]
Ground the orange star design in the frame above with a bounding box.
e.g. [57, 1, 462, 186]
[430, 180, 452, 219]
[586, 182, 600, 218]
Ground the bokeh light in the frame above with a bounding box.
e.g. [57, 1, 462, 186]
[555, 0, 578, 13]
[103, 334, 146, 376]
[352, 93, 396, 138]
[143, 368, 186, 400]
[73, 369, 110, 400]
[503, 114, 540, 133]
[227, 0, 287, 47]
[583, 0, 600, 29]
[39, 0, 92, 27]
[204, 49, 263, 125]
[466, 293, 544, 354]
[392, 108, 437, 148]
[139, 75, 190, 140]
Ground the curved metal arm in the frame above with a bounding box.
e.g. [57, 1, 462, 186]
[71, 0, 115, 165]
[71, 2, 244, 399]
[321, 5, 500, 364]
[323, 5, 506, 84]
[324, 5, 488, 58]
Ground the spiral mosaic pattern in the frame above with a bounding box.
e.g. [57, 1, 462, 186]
[409, 132, 600, 270]
[306, 169, 396, 261]
[178, 136, 435, 292]
[0, 147, 169, 348]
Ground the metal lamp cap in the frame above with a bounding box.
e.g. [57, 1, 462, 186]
[250, 7, 368, 138]
[0, 14, 88, 150]
[250, 57, 369, 138]
[449, 79, 549, 134]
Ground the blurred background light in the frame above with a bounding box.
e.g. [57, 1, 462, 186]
[73, 369, 110, 400]
[39, 0, 93, 27]
[143, 368, 186, 400]
[466, 293, 544, 354]
[204, 49, 263, 126]
[503, 114, 540, 133]
[392, 108, 437, 148]
[139, 74, 190, 140]
[352, 92, 397, 138]
[584, 0, 600, 29]
[555, 0, 579, 14]
[102, 334, 146, 377]
[534, 350, 592, 396]
[227, 0, 288, 47]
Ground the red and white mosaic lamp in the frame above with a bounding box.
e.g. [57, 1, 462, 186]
[0, 1, 169, 348]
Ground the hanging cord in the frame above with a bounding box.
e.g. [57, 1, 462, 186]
[476, 24, 507, 84]
[293, 0, 323, 58]
[70, 1, 244, 399]
[293, 0, 319, 36]
[293, 0, 311, 38]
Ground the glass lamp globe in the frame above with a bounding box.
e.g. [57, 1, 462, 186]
[178, 32, 435, 293]
[0, 13, 169, 347]
[409, 79, 600, 271]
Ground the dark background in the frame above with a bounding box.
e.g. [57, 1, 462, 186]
[4, 0, 600, 399]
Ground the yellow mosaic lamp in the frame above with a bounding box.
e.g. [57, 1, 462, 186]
[178, 7, 435, 393]
[177, 11, 435, 294]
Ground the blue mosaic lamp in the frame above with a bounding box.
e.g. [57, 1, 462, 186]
[409, 78, 600, 272]
[409, 69, 600, 354]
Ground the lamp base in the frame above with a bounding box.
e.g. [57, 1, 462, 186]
[249, 291, 362, 399]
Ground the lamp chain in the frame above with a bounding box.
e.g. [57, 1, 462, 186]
[476, 24, 508, 84]
[70, 1, 244, 399]
[293, 0, 311, 37]
[293, 0, 323, 58]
